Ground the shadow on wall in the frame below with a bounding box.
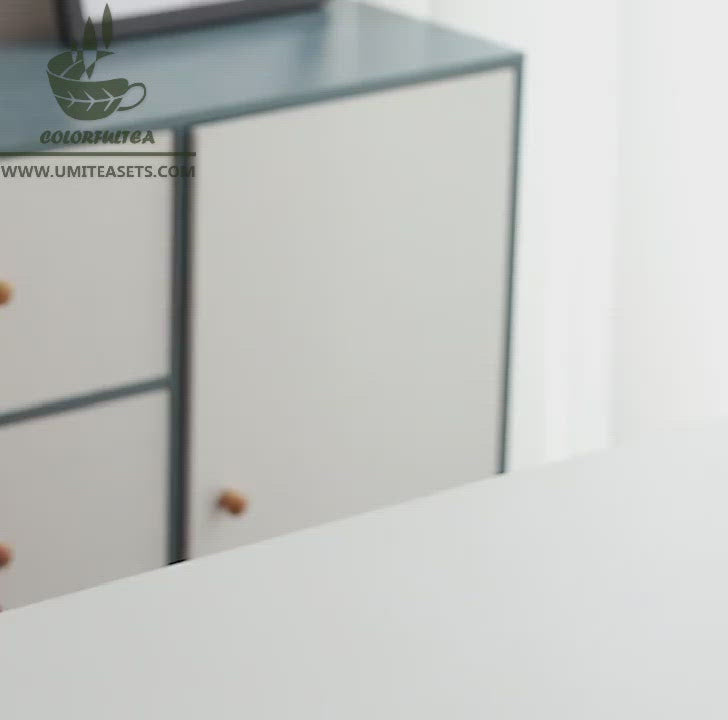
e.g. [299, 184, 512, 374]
[0, 0, 59, 42]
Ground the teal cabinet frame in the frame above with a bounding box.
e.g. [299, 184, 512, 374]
[0, 1, 522, 567]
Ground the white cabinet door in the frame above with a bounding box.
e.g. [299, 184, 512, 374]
[0, 133, 173, 414]
[191, 70, 516, 557]
[0, 392, 168, 610]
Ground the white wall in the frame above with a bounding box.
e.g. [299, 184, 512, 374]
[615, 0, 728, 442]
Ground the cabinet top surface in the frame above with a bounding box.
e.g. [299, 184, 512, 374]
[0, 1, 519, 153]
[2, 420, 728, 717]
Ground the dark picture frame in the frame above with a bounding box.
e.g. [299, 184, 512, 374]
[57, 0, 324, 45]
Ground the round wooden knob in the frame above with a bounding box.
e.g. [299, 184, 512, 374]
[0, 281, 13, 306]
[218, 490, 248, 516]
[0, 544, 13, 569]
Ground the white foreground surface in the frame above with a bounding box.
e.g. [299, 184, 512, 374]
[2, 420, 728, 718]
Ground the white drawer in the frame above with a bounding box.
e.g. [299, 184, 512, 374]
[0, 392, 168, 610]
[190, 71, 516, 557]
[0, 133, 173, 414]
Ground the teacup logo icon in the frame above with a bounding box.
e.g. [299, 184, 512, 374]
[47, 5, 146, 121]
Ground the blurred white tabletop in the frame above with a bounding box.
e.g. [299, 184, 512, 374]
[2, 419, 728, 718]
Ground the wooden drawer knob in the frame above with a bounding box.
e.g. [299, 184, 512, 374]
[0, 280, 13, 306]
[218, 490, 248, 516]
[0, 544, 13, 569]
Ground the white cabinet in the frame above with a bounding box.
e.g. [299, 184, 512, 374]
[190, 69, 516, 557]
[0, 392, 168, 610]
[0, 4, 521, 609]
[0, 133, 173, 414]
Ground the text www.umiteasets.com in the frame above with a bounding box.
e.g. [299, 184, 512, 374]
[0, 164, 195, 179]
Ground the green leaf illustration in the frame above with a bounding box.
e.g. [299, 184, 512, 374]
[102, 4, 113, 48]
[83, 18, 97, 53]
[47, 50, 86, 81]
[46, 73, 132, 120]
[46, 4, 145, 122]
[83, 18, 98, 78]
